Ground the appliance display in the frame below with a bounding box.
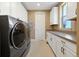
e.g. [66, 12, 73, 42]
[0, 15, 30, 57]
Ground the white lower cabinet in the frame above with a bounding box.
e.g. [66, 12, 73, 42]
[67, 2, 77, 19]
[55, 45, 63, 57]
[47, 32, 52, 47]
[47, 32, 76, 57]
[51, 34, 57, 55]
[51, 34, 64, 57]
[63, 46, 76, 57]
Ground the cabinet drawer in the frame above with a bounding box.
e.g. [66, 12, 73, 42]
[47, 32, 77, 57]
[61, 39, 76, 53]
[56, 45, 63, 57]
[63, 46, 76, 57]
[56, 51, 63, 57]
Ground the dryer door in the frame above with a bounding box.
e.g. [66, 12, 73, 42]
[10, 22, 26, 49]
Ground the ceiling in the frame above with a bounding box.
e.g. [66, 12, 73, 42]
[22, 2, 59, 10]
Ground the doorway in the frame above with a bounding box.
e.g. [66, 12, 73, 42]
[35, 12, 45, 40]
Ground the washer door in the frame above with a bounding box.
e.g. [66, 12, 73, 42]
[10, 22, 26, 49]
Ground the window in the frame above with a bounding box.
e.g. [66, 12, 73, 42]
[65, 20, 72, 28]
[62, 3, 72, 29]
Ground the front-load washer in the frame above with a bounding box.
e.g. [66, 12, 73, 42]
[0, 15, 30, 57]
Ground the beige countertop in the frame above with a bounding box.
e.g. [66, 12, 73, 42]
[47, 31, 76, 44]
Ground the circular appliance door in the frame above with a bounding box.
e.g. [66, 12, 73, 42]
[10, 22, 26, 49]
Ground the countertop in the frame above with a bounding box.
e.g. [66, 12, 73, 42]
[47, 31, 76, 44]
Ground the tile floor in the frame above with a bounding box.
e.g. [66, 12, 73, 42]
[27, 40, 55, 57]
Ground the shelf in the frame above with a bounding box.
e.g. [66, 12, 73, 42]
[69, 16, 77, 20]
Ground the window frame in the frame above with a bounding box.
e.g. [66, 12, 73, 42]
[62, 3, 67, 28]
[62, 3, 72, 30]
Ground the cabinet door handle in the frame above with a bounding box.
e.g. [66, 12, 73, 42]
[63, 48, 65, 54]
[61, 47, 63, 53]
[61, 47, 65, 54]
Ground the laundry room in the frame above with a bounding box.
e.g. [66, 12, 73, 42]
[0, 0, 79, 59]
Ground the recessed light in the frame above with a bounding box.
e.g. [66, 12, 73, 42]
[37, 3, 40, 6]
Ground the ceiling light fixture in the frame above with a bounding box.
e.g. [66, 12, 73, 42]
[37, 3, 40, 6]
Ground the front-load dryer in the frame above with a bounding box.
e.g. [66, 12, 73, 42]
[0, 15, 30, 57]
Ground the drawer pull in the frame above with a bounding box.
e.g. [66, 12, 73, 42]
[61, 47, 65, 54]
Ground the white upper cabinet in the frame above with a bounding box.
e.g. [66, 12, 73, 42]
[0, 2, 28, 23]
[10, 3, 19, 19]
[50, 7, 58, 25]
[0, 2, 11, 15]
[10, 2, 28, 22]
[67, 2, 77, 19]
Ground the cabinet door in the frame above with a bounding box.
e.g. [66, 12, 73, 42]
[47, 33, 58, 55]
[61, 39, 76, 56]
[10, 2, 23, 20]
[58, 37, 77, 57]
[54, 35, 64, 57]
[10, 2, 28, 22]
[50, 7, 58, 25]
[0, 2, 10, 15]
[50, 11, 52, 25]
[52, 34, 57, 55]
[51, 34, 57, 52]
[47, 32, 53, 47]
[0, 2, 28, 23]
[67, 2, 77, 19]
[63, 46, 76, 57]
[50, 34, 62, 57]
[18, 3, 26, 21]
[10, 2, 19, 18]
[47, 32, 77, 57]
[17, 3, 28, 22]
[20, 5, 28, 22]
[53, 7, 58, 24]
